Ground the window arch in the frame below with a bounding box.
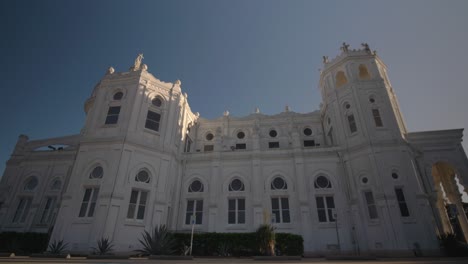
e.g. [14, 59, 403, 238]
[188, 179, 204, 192]
[336, 71, 348, 87]
[358, 64, 371, 80]
[271, 177, 288, 190]
[23, 176, 38, 191]
[229, 179, 245, 192]
[145, 95, 164, 132]
[314, 175, 332, 189]
[135, 170, 151, 183]
[50, 179, 62, 190]
[89, 166, 104, 179]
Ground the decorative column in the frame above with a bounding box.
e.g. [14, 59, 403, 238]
[434, 185, 453, 234]
[445, 177, 468, 241]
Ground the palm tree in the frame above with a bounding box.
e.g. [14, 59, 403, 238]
[256, 224, 276, 256]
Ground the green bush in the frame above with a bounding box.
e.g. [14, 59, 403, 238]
[172, 232, 303, 256]
[275, 233, 304, 256]
[0, 232, 48, 254]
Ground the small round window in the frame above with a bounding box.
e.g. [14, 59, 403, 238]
[369, 97, 375, 103]
[136, 170, 150, 183]
[303, 128, 312, 136]
[51, 179, 62, 190]
[271, 177, 287, 190]
[229, 179, 245, 191]
[392, 173, 399, 179]
[314, 176, 331, 189]
[24, 177, 38, 191]
[206, 133, 214, 141]
[237, 131, 245, 139]
[89, 166, 104, 179]
[269, 130, 277, 138]
[189, 180, 204, 192]
[113, 92, 123, 100]
[361, 177, 368, 184]
[152, 97, 163, 107]
[345, 103, 351, 109]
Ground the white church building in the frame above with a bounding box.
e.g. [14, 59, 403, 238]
[1, 44, 468, 256]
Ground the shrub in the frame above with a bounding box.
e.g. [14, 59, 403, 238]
[438, 232, 468, 257]
[47, 240, 68, 255]
[256, 224, 276, 256]
[137, 225, 176, 255]
[0, 232, 48, 254]
[275, 233, 304, 256]
[91, 237, 114, 255]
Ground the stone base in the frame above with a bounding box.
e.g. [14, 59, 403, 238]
[149, 255, 193, 260]
[253, 256, 302, 261]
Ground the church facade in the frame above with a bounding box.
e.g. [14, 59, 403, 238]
[1, 44, 468, 256]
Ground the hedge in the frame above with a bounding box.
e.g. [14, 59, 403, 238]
[173, 232, 303, 256]
[0, 232, 48, 254]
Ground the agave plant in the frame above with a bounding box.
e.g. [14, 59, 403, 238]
[256, 224, 276, 256]
[137, 225, 176, 255]
[91, 237, 114, 255]
[47, 239, 68, 255]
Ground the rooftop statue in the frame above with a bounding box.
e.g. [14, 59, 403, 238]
[132, 53, 144, 71]
[340, 42, 350, 53]
[361, 43, 371, 53]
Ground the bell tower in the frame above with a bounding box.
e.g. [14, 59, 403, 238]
[319, 43, 407, 148]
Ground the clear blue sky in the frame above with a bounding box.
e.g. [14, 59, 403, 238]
[1, 0, 468, 182]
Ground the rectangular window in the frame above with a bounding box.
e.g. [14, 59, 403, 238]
[12, 197, 32, 223]
[145, 110, 161, 132]
[127, 190, 148, 220]
[268, 142, 279, 149]
[395, 188, 410, 217]
[364, 191, 378, 219]
[348, 114, 357, 133]
[316, 196, 336, 222]
[184, 137, 192, 153]
[204, 145, 214, 152]
[78, 187, 99, 218]
[39, 196, 57, 224]
[271, 197, 290, 223]
[372, 109, 383, 127]
[185, 199, 203, 225]
[228, 198, 245, 224]
[105, 106, 121, 125]
[236, 143, 246, 150]
[303, 140, 316, 147]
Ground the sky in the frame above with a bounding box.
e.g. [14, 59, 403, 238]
[0, 0, 467, 195]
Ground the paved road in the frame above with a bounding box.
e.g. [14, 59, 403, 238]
[2, 257, 468, 264]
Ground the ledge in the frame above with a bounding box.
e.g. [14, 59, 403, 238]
[149, 255, 193, 260]
[253, 256, 302, 261]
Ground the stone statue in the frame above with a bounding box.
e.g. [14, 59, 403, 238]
[340, 42, 350, 52]
[322, 56, 329, 63]
[223, 110, 230, 116]
[255, 107, 260, 114]
[133, 54, 144, 71]
[285, 105, 290, 112]
[175, 79, 182, 86]
[141, 64, 148, 71]
[361, 43, 371, 52]
[106, 67, 115, 75]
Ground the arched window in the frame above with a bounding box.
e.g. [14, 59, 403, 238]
[314, 175, 332, 189]
[186, 179, 204, 225]
[347, 114, 357, 133]
[51, 179, 62, 190]
[336, 71, 348, 87]
[228, 179, 246, 224]
[24, 177, 38, 191]
[145, 96, 164, 132]
[113, 92, 124, 100]
[188, 180, 204, 192]
[135, 170, 150, 183]
[358, 64, 371, 80]
[372, 108, 384, 127]
[89, 166, 104, 179]
[229, 179, 245, 192]
[271, 177, 287, 190]
[270, 176, 290, 223]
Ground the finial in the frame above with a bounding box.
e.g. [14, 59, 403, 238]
[361, 43, 371, 53]
[141, 64, 148, 71]
[340, 42, 350, 53]
[285, 105, 290, 112]
[175, 79, 182, 86]
[131, 53, 144, 71]
[255, 107, 260, 114]
[195, 112, 200, 118]
[106, 67, 115, 75]
[322, 56, 329, 64]
[223, 110, 230, 116]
